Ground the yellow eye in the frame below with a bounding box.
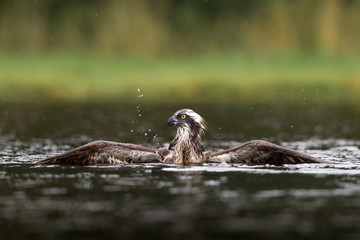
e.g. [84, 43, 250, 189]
[181, 114, 186, 119]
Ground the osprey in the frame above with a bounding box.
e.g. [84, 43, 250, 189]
[38, 109, 329, 165]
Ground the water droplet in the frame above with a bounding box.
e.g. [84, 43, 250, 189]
[137, 89, 143, 98]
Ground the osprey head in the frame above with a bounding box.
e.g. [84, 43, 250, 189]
[167, 109, 207, 134]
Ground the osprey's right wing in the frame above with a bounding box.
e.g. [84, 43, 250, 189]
[206, 140, 329, 165]
[38, 140, 163, 166]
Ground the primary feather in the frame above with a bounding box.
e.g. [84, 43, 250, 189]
[206, 140, 328, 165]
[38, 140, 162, 165]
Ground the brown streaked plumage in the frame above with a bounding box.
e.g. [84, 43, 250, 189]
[38, 109, 330, 166]
[205, 140, 329, 165]
[39, 141, 162, 166]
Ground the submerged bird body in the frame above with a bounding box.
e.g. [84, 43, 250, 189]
[164, 109, 206, 164]
[39, 109, 329, 165]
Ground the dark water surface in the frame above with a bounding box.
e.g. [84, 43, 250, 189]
[1, 102, 360, 240]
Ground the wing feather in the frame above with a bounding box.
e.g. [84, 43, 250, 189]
[206, 140, 329, 165]
[38, 140, 162, 166]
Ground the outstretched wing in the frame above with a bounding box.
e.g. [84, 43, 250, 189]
[206, 140, 329, 165]
[38, 140, 163, 166]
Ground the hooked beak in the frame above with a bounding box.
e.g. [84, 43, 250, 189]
[167, 116, 179, 127]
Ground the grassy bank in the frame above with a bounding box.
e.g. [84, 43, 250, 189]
[1, 51, 359, 104]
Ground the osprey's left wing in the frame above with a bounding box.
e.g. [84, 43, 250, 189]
[206, 140, 329, 165]
[38, 140, 163, 166]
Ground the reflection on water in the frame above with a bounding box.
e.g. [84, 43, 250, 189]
[0, 103, 360, 239]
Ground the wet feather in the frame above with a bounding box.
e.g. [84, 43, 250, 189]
[39, 109, 330, 165]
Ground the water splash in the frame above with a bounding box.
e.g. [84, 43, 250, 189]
[137, 88, 143, 98]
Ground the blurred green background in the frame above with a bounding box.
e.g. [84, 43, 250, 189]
[1, 0, 359, 103]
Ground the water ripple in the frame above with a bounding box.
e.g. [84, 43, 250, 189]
[1, 138, 360, 175]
